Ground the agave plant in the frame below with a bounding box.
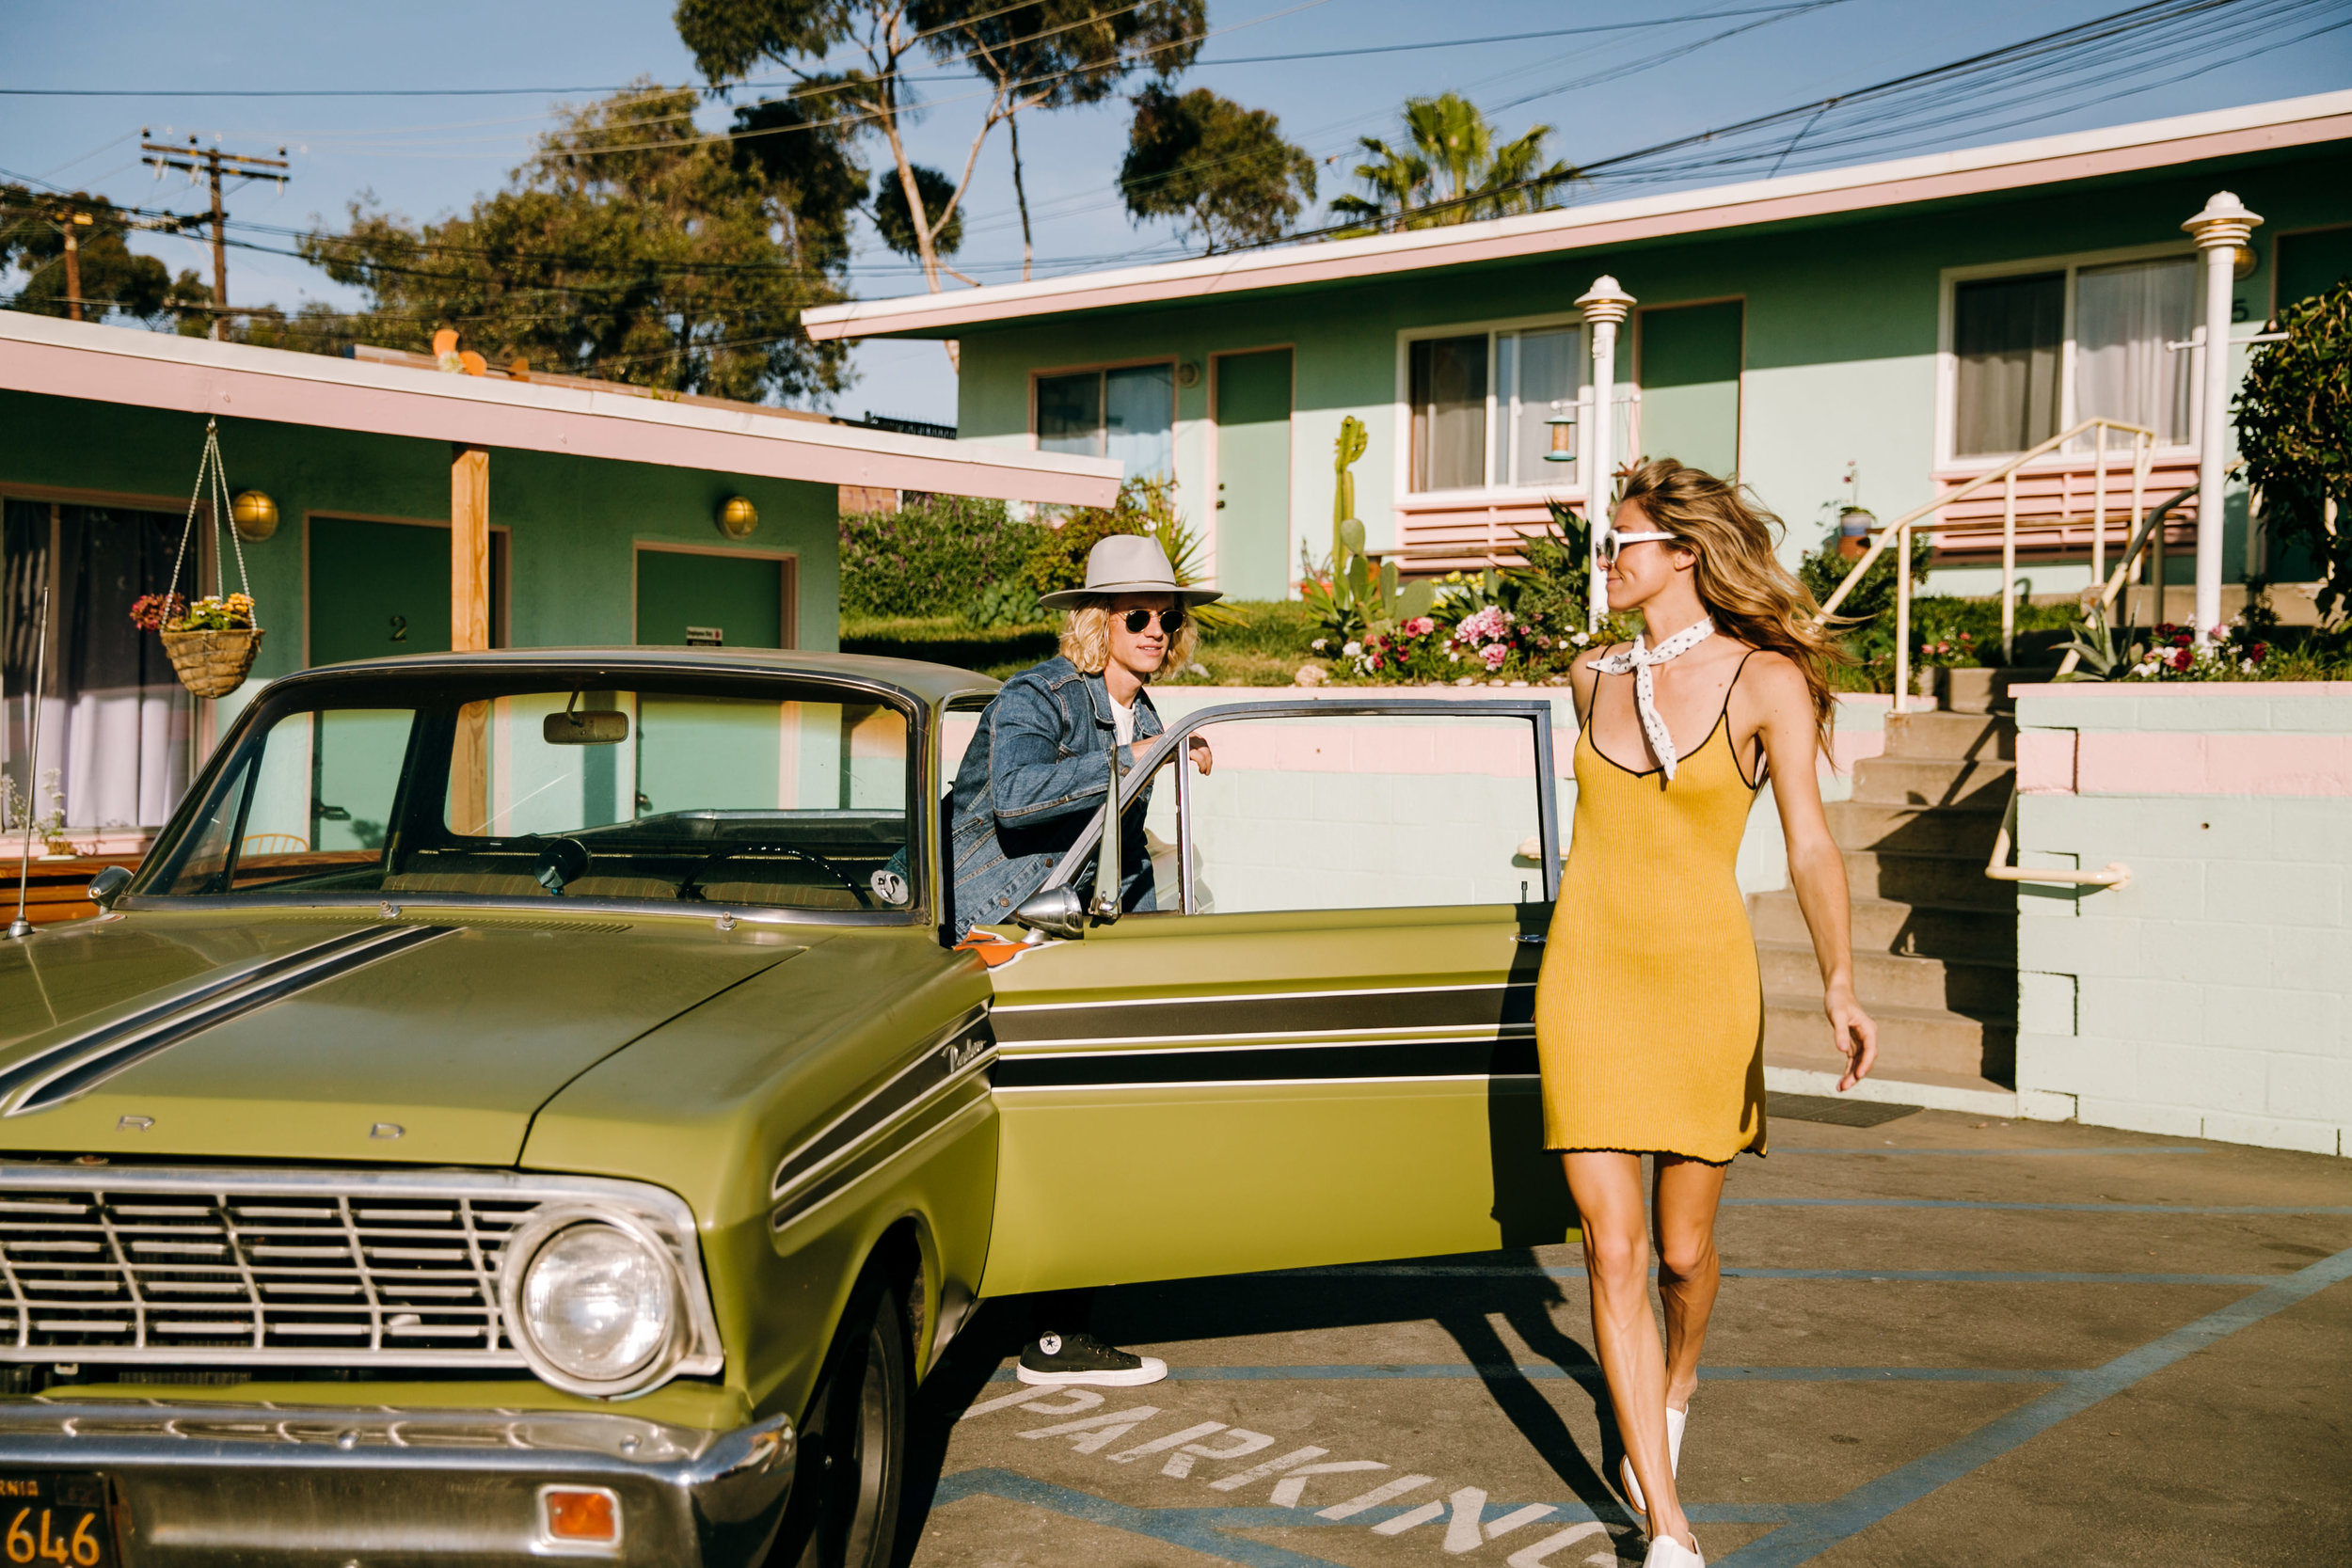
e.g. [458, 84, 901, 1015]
[2053, 604, 2130, 681]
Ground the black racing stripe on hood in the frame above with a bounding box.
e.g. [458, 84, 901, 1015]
[8, 926, 454, 1115]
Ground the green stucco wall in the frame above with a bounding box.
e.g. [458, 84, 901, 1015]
[949, 147, 2351, 602]
[0, 388, 841, 684]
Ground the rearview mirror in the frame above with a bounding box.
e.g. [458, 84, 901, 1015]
[1011, 887, 1085, 940]
[87, 865, 132, 911]
[544, 709, 629, 745]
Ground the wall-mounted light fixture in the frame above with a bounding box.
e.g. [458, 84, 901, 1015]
[1175, 361, 1201, 390]
[230, 490, 278, 543]
[717, 497, 759, 540]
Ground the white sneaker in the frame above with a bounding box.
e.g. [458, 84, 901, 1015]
[1620, 1405, 1687, 1515]
[1642, 1532, 1704, 1567]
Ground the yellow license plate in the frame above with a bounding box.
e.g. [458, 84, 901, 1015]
[0, 1476, 115, 1568]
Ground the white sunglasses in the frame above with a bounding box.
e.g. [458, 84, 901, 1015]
[1597, 529, 1678, 566]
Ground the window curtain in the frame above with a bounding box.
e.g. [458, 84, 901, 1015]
[1506, 327, 1582, 487]
[1036, 372, 1102, 458]
[1410, 335, 1488, 491]
[2075, 257, 2196, 446]
[1103, 363, 1174, 481]
[3, 499, 192, 832]
[1954, 273, 2063, 457]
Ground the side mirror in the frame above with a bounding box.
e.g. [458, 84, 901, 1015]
[1087, 741, 1122, 922]
[87, 865, 132, 911]
[1011, 887, 1086, 940]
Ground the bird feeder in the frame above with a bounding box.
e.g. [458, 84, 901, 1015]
[1542, 413, 1578, 464]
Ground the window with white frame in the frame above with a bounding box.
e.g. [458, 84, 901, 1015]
[1406, 323, 1584, 492]
[1950, 254, 2197, 460]
[1036, 363, 1175, 479]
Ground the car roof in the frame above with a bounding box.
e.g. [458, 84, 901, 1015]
[286, 647, 1003, 709]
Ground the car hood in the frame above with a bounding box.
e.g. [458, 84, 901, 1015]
[0, 909, 805, 1165]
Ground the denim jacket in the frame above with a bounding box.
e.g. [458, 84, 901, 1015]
[946, 656, 1162, 939]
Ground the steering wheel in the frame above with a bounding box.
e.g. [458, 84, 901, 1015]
[676, 843, 872, 910]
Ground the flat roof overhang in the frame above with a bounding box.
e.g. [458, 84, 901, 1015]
[803, 88, 2352, 341]
[0, 312, 1120, 507]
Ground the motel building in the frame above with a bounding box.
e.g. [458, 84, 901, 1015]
[804, 90, 2352, 610]
[0, 312, 1115, 856]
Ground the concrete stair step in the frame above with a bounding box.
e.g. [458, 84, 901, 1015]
[1825, 800, 2007, 857]
[1882, 709, 2016, 762]
[1851, 754, 2015, 809]
[1764, 993, 2016, 1085]
[1752, 890, 2015, 962]
[1937, 667, 2046, 715]
[1757, 939, 2017, 1017]
[1842, 847, 2013, 911]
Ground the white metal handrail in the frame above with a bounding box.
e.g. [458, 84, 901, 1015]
[1814, 419, 2155, 715]
[2051, 481, 2200, 677]
[1985, 791, 2129, 890]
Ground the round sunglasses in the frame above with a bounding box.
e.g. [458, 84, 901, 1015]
[1119, 608, 1186, 635]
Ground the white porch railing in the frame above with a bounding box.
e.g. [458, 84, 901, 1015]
[1814, 420, 2156, 715]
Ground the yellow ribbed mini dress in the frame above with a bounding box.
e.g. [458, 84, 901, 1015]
[1535, 668, 1770, 1164]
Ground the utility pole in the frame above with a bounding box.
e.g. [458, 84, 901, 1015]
[139, 132, 288, 340]
[57, 208, 91, 322]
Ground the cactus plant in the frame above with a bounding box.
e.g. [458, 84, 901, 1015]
[1308, 417, 1434, 639]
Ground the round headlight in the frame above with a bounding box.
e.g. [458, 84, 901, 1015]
[509, 1217, 683, 1393]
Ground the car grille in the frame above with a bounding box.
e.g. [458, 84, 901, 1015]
[0, 1183, 541, 1366]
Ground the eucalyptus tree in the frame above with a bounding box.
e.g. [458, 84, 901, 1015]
[677, 0, 1203, 302]
[1120, 86, 1316, 253]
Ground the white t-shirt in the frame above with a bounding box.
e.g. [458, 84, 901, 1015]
[1110, 695, 1136, 746]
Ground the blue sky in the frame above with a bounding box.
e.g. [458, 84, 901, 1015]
[5, 0, 2346, 424]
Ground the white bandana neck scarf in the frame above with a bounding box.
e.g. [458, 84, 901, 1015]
[1592, 618, 1716, 780]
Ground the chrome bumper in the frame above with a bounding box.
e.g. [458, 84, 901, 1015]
[0, 1399, 793, 1566]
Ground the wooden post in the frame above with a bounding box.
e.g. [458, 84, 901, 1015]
[451, 444, 490, 652]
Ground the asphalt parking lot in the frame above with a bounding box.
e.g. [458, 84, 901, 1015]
[894, 1098, 2352, 1567]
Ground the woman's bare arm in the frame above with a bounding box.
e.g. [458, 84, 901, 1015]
[1742, 655, 1877, 1090]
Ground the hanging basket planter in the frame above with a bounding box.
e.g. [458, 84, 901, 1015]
[137, 420, 267, 700]
[159, 626, 265, 699]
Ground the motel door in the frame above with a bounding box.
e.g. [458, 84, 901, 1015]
[635, 547, 789, 649]
[1213, 349, 1293, 601]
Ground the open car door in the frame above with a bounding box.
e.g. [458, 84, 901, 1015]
[975, 697, 1569, 1296]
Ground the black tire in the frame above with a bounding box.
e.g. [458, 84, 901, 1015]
[774, 1279, 909, 1568]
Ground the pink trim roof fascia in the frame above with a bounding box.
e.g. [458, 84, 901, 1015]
[804, 90, 2352, 341]
[0, 313, 1120, 506]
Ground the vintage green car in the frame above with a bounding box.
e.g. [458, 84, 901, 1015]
[0, 649, 1564, 1567]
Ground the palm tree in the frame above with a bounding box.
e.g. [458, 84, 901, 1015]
[1328, 93, 1576, 233]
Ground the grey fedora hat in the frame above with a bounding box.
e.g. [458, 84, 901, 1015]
[1037, 533, 1223, 610]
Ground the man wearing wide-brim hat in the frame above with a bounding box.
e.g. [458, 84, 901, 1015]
[944, 532, 1218, 1387]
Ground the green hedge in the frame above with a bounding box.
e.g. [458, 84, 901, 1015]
[839, 496, 1040, 619]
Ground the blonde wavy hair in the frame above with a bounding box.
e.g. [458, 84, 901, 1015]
[1058, 603, 1200, 676]
[1618, 457, 1848, 755]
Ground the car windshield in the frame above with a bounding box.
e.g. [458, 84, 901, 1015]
[134, 673, 917, 916]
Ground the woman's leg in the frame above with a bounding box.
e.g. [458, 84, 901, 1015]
[1653, 1155, 1728, 1415]
[1564, 1151, 1692, 1550]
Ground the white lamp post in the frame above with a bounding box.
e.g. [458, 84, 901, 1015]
[2181, 191, 2262, 643]
[1577, 276, 1636, 630]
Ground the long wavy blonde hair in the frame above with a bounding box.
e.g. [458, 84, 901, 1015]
[1058, 603, 1200, 676]
[1618, 457, 1847, 755]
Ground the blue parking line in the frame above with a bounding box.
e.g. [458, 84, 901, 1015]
[1722, 1212, 2352, 1222]
[1714, 1243, 2352, 1567]
[1773, 1146, 2210, 1156]
[1272, 1263, 2281, 1284]
[983, 1363, 2082, 1385]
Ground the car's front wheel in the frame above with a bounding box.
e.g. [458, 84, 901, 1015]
[775, 1279, 909, 1568]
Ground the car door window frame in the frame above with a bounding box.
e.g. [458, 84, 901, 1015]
[1036, 697, 1562, 914]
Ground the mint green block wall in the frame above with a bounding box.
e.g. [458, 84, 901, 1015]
[0, 390, 841, 681]
[952, 149, 2352, 592]
[2012, 689, 2352, 1158]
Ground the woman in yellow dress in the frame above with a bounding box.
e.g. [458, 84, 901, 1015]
[1535, 459, 1877, 1568]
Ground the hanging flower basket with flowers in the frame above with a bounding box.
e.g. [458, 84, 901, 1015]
[135, 420, 265, 699]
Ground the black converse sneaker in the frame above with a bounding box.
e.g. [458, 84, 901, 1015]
[1015, 1330, 1168, 1386]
